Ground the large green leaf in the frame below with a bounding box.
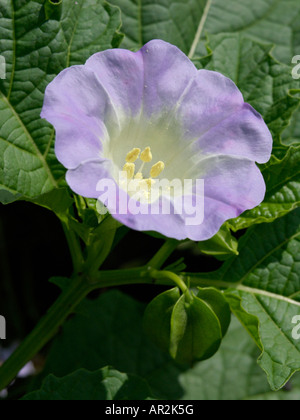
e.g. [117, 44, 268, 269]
[0, 0, 122, 203]
[112, 0, 300, 64]
[192, 0, 300, 64]
[34, 290, 300, 400]
[107, 0, 207, 52]
[23, 367, 153, 400]
[191, 209, 300, 390]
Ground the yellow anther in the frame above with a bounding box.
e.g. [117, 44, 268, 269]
[123, 162, 135, 179]
[140, 147, 153, 163]
[126, 148, 141, 163]
[141, 178, 155, 190]
[150, 161, 165, 178]
[134, 172, 143, 180]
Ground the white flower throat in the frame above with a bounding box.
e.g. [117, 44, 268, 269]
[121, 146, 165, 202]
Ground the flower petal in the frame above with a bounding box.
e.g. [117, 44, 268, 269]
[66, 159, 114, 198]
[176, 69, 244, 138]
[85, 39, 198, 119]
[41, 66, 120, 169]
[192, 103, 273, 164]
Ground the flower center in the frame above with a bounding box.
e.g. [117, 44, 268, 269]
[120, 147, 165, 202]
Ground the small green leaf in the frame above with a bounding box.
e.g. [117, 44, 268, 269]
[143, 287, 180, 354]
[198, 224, 239, 260]
[170, 293, 223, 365]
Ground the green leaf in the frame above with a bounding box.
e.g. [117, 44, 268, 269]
[0, 0, 122, 204]
[198, 224, 239, 260]
[228, 147, 300, 231]
[188, 0, 300, 65]
[282, 108, 300, 147]
[113, 0, 300, 65]
[143, 287, 180, 354]
[108, 0, 208, 52]
[211, 209, 300, 390]
[227, 289, 300, 391]
[25, 188, 74, 218]
[23, 367, 153, 400]
[170, 293, 223, 364]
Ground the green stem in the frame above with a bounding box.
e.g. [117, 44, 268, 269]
[0, 275, 93, 391]
[151, 270, 193, 302]
[147, 238, 179, 269]
[61, 221, 84, 274]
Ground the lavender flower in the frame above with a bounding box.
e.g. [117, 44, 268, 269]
[41, 40, 272, 240]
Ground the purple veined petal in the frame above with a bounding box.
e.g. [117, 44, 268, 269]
[66, 159, 115, 198]
[85, 48, 145, 117]
[41, 66, 121, 169]
[193, 103, 273, 164]
[191, 158, 266, 240]
[167, 70, 272, 166]
[176, 69, 244, 136]
[85, 39, 198, 119]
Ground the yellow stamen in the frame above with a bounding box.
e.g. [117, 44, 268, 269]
[134, 172, 143, 180]
[141, 178, 155, 190]
[150, 161, 165, 178]
[123, 162, 135, 179]
[140, 147, 153, 163]
[126, 148, 141, 163]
